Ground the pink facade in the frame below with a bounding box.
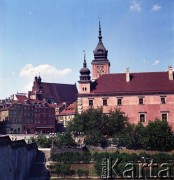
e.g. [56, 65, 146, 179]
[79, 94, 174, 129]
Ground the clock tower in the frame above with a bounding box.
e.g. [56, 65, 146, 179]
[91, 21, 110, 80]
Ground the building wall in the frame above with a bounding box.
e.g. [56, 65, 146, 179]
[34, 106, 55, 133]
[0, 110, 9, 121]
[0, 137, 37, 180]
[0, 103, 56, 134]
[58, 114, 75, 127]
[80, 94, 174, 128]
[92, 63, 110, 80]
[79, 83, 91, 94]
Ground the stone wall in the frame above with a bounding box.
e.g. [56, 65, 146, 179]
[0, 136, 38, 180]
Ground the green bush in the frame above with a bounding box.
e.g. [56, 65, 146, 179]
[55, 163, 71, 178]
[51, 151, 92, 163]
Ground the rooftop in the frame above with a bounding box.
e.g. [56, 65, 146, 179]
[87, 71, 174, 96]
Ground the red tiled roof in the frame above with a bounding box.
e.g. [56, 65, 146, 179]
[42, 82, 77, 104]
[16, 95, 27, 102]
[59, 102, 76, 115]
[88, 72, 174, 96]
[60, 109, 75, 115]
[67, 102, 76, 109]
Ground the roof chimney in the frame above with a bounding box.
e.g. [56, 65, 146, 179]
[126, 67, 130, 82]
[168, 65, 173, 80]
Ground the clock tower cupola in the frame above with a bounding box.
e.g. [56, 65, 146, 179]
[91, 20, 110, 80]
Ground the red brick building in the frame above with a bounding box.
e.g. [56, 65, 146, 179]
[34, 101, 55, 134]
[0, 98, 55, 134]
[28, 76, 77, 105]
[78, 22, 174, 129]
[0, 76, 77, 134]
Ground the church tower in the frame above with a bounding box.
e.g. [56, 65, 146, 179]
[91, 21, 110, 80]
[29, 75, 43, 100]
[78, 52, 91, 94]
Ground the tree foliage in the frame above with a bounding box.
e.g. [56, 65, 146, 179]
[29, 132, 76, 148]
[67, 107, 174, 151]
[143, 119, 174, 151]
[55, 163, 71, 178]
[67, 108, 128, 147]
[117, 119, 174, 151]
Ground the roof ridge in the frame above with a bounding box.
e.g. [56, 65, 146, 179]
[42, 82, 76, 85]
[103, 71, 167, 75]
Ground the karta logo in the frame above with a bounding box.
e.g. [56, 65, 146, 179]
[101, 158, 174, 179]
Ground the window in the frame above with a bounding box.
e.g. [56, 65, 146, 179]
[139, 98, 144, 105]
[89, 99, 93, 106]
[139, 114, 146, 123]
[162, 113, 168, 121]
[103, 99, 108, 106]
[117, 98, 122, 105]
[161, 97, 166, 104]
[82, 87, 87, 91]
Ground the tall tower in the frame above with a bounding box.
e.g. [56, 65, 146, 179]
[78, 53, 91, 94]
[91, 21, 110, 80]
[78, 53, 91, 114]
[29, 76, 43, 100]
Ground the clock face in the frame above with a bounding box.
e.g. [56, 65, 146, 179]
[97, 65, 104, 75]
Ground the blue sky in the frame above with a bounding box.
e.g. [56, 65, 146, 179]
[0, 0, 173, 99]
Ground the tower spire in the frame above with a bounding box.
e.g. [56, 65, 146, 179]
[91, 19, 110, 80]
[98, 17, 102, 41]
[83, 50, 87, 67]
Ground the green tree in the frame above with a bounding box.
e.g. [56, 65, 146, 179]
[143, 119, 174, 151]
[58, 132, 76, 147]
[133, 122, 145, 149]
[114, 123, 135, 149]
[115, 119, 174, 151]
[36, 134, 51, 148]
[101, 109, 128, 137]
[67, 107, 128, 147]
